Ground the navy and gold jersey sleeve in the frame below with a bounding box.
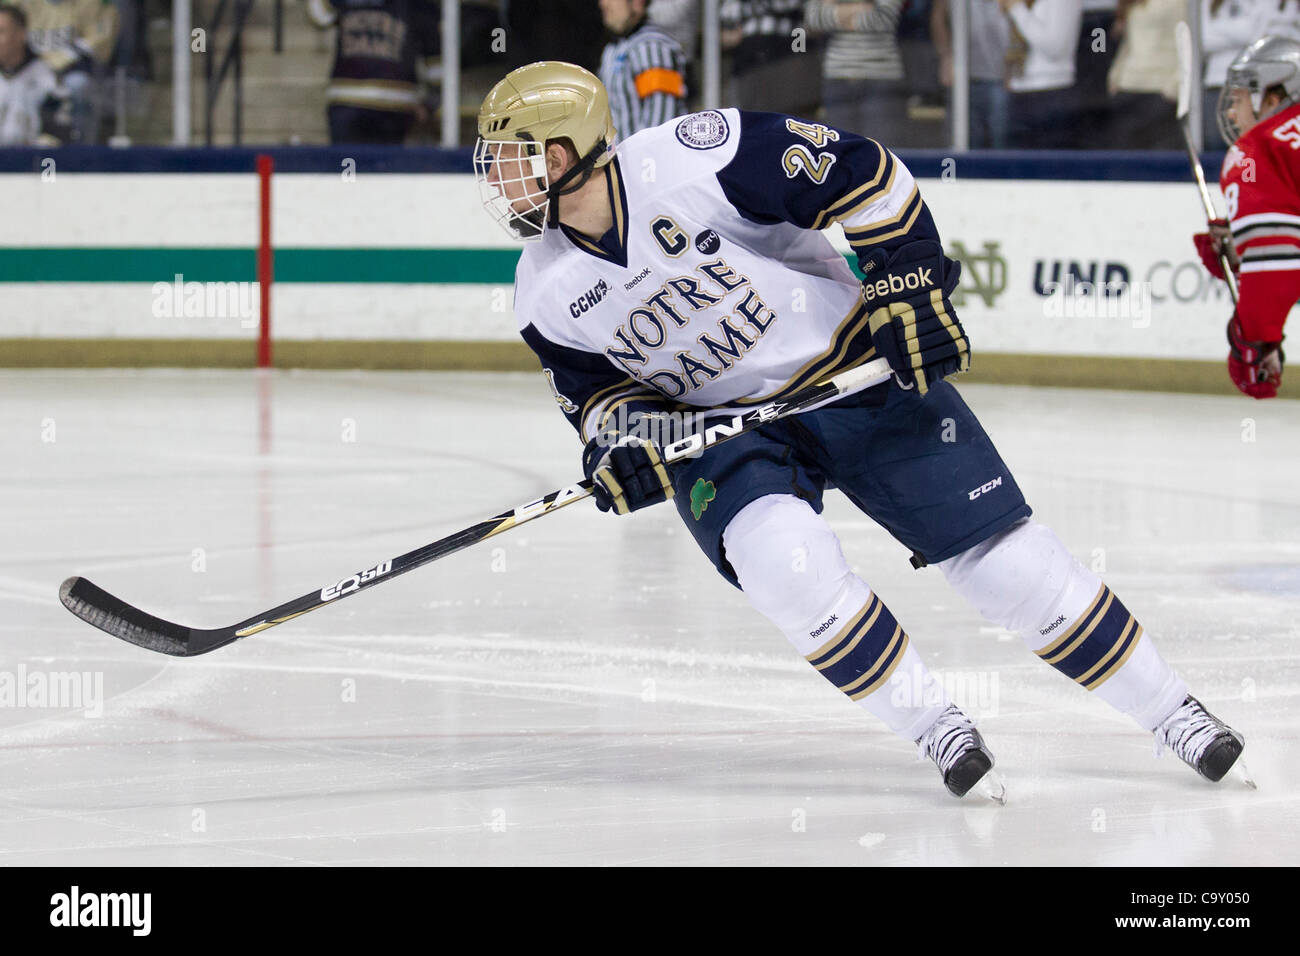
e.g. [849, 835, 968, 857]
[520, 322, 676, 446]
[715, 110, 942, 270]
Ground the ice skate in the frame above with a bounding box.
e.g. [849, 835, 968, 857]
[916, 705, 1005, 803]
[1154, 695, 1254, 787]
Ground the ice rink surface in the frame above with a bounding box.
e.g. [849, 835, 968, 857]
[1, 369, 1296, 866]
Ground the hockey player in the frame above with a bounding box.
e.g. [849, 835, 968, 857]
[1194, 34, 1300, 398]
[477, 62, 1249, 798]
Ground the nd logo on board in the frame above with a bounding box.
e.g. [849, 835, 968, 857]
[947, 240, 1007, 309]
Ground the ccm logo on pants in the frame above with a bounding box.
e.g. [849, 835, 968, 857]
[968, 476, 1002, 500]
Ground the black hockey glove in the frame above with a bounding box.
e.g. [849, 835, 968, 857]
[861, 240, 970, 396]
[582, 434, 676, 515]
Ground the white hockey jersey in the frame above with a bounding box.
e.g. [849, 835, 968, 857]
[515, 108, 943, 446]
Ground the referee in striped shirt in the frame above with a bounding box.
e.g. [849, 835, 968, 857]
[598, 0, 688, 136]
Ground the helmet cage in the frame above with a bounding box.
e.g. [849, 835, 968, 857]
[474, 136, 549, 241]
[1217, 83, 1249, 144]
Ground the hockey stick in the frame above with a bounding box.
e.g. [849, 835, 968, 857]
[1175, 20, 1240, 304]
[60, 356, 893, 657]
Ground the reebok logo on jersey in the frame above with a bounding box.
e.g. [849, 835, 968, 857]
[967, 476, 1002, 500]
[624, 267, 651, 291]
[1039, 614, 1067, 637]
[861, 266, 936, 303]
[809, 614, 839, 639]
[569, 279, 610, 318]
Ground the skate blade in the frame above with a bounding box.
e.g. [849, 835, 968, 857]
[973, 769, 1006, 805]
[1230, 759, 1257, 790]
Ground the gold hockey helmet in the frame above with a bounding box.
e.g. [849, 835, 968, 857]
[474, 62, 618, 240]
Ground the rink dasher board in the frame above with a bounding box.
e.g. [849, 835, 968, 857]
[0, 172, 1267, 362]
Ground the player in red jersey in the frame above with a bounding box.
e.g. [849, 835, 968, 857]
[1194, 35, 1300, 399]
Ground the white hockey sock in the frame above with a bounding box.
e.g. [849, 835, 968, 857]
[940, 519, 1187, 731]
[724, 495, 950, 741]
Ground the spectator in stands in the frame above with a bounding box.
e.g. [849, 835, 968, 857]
[896, 0, 946, 145]
[599, 0, 687, 136]
[307, 0, 440, 145]
[1000, 0, 1082, 149]
[931, 0, 1012, 148]
[1073, 1, 1117, 142]
[100, 0, 146, 143]
[1105, 0, 1182, 149]
[721, 0, 821, 116]
[16, 0, 118, 143]
[0, 3, 60, 144]
[804, 0, 908, 142]
[1202, 1, 1300, 145]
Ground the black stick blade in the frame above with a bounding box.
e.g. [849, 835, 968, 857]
[59, 576, 218, 657]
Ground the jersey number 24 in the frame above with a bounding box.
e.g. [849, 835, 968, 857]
[782, 120, 839, 185]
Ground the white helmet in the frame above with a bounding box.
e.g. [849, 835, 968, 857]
[1218, 34, 1300, 143]
[474, 62, 617, 240]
